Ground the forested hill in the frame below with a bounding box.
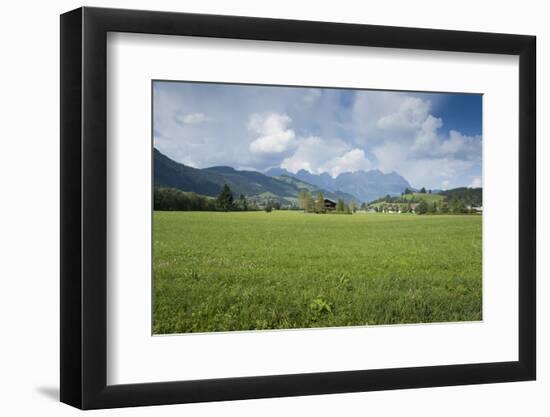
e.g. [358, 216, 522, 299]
[438, 187, 482, 207]
[154, 148, 356, 205]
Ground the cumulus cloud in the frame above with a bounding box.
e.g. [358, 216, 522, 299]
[352, 92, 433, 146]
[175, 112, 210, 125]
[248, 113, 297, 155]
[377, 97, 431, 131]
[280, 136, 349, 174]
[280, 137, 370, 178]
[320, 149, 372, 177]
[440, 130, 482, 159]
[374, 134, 478, 188]
[357, 91, 482, 187]
[406, 158, 473, 187]
[411, 115, 443, 154]
[154, 81, 482, 188]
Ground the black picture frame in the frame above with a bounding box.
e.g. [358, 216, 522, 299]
[60, 6, 536, 410]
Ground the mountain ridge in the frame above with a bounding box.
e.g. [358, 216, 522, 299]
[154, 148, 358, 205]
[265, 166, 411, 202]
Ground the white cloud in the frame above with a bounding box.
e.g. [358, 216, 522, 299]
[373, 136, 476, 188]
[442, 180, 450, 189]
[413, 121, 481, 160]
[175, 112, 210, 125]
[411, 115, 443, 154]
[280, 136, 350, 174]
[248, 113, 297, 155]
[352, 92, 481, 185]
[153, 82, 481, 189]
[401, 158, 474, 188]
[320, 148, 372, 177]
[377, 97, 431, 131]
[372, 142, 408, 174]
[352, 93, 434, 147]
[352, 91, 394, 139]
[440, 130, 482, 159]
[469, 177, 482, 188]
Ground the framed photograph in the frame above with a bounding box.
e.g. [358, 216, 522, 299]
[60, 7, 536, 409]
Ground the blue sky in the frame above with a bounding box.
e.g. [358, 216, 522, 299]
[153, 81, 482, 190]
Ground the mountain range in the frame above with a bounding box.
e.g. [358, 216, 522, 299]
[154, 149, 357, 205]
[154, 148, 411, 204]
[265, 167, 411, 203]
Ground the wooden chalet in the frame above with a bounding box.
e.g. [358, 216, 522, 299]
[323, 198, 337, 211]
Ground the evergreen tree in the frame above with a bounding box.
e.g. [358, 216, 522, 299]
[451, 200, 466, 214]
[420, 187, 427, 194]
[417, 200, 428, 214]
[216, 184, 233, 211]
[238, 194, 247, 211]
[336, 199, 345, 212]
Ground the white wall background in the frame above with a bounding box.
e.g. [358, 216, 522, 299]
[0, 0, 545, 415]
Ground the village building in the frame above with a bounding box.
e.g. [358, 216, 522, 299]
[466, 205, 483, 213]
[323, 198, 337, 211]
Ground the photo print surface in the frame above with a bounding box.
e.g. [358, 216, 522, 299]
[152, 81, 483, 334]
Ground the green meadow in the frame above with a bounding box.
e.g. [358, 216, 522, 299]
[401, 192, 445, 203]
[153, 211, 482, 334]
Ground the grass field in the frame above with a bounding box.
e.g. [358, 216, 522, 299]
[402, 192, 445, 203]
[153, 211, 482, 334]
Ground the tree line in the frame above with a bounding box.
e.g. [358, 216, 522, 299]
[369, 186, 482, 215]
[414, 200, 480, 214]
[373, 200, 480, 215]
[155, 183, 481, 215]
[154, 185, 259, 212]
[421, 199, 479, 214]
[438, 187, 482, 207]
[403, 187, 432, 195]
[155, 184, 301, 212]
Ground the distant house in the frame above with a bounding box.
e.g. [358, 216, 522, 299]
[409, 203, 420, 213]
[323, 198, 337, 211]
[466, 205, 483, 213]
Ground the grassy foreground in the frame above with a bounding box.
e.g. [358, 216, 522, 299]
[153, 211, 482, 334]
